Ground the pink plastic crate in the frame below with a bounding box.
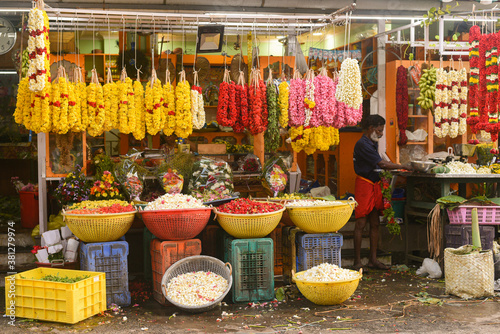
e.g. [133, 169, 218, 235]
[447, 205, 500, 225]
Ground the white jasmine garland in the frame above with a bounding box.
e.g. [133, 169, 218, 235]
[458, 68, 468, 135]
[434, 68, 449, 138]
[191, 89, 205, 130]
[27, 8, 48, 92]
[304, 78, 314, 126]
[449, 70, 459, 139]
[335, 58, 363, 109]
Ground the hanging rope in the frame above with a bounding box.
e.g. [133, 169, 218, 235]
[134, 16, 142, 76]
[181, 19, 185, 71]
[151, 16, 156, 72]
[166, 18, 171, 84]
[121, 16, 126, 70]
[92, 15, 96, 69]
[107, 15, 112, 80]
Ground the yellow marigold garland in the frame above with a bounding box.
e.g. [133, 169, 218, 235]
[117, 77, 134, 134]
[127, 78, 136, 134]
[14, 77, 29, 125]
[86, 82, 97, 135]
[57, 76, 70, 134]
[145, 77, 163, 136]
[144, 81, 154, 135]
[50, 80, 61, 133]
[278, 81, 289, 127]
[77, 81, 89, 131]
[174, 77, 192, 138]
[103, 81, 116, 132]
[162, 81, 176, 136]
[132, 80, 146, 140]
[87, 83, 105, 137]
[67, 81, 77, 131]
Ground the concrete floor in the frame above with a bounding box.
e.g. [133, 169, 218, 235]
[2, 268, 499, 334]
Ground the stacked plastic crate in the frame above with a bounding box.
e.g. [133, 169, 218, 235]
[150, 238, 202, 305]
[80, 238, 131, 307]
[222, 231, 275, 303]
[282, 228, 343, 283]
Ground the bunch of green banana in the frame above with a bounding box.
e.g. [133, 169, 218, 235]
[417, 66, 436, 110]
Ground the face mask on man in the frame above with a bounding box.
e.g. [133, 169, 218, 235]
[370, 131, 379, 142]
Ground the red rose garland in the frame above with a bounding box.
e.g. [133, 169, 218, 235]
[216, 80, 230, 125]
[396, 65, 409, 145]
[467, 25, 481, 140]
[485, 33, 500, 142]
[248, 69, 268, 135]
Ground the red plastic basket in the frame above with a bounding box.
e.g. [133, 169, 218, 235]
[447, 205, 500, 225]
[139, 208, 212, 240]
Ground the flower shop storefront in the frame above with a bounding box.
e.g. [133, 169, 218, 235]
[4, 0, 500, 327]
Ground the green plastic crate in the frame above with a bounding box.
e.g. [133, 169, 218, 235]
[143, 227, 156, 281]
[227, 238, 274, 303]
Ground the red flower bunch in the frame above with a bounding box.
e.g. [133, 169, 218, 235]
[217, 82, 238, 127]
[477, 33, 488, 132]
[248, 80, 268, 135]
[379, 171, 400, 236]
[31, 245, 45, 255]
[396, 65, 409, 145]
[234, 83, 248, 132]
[218, 198, 283, 214]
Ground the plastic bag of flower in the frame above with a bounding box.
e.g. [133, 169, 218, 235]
[158, 168, 184, 194]
[114, 159, 146, 201]
[189, 158, 234, 199]
[261, 156, 288, 197]
[237, 153, 262, 173]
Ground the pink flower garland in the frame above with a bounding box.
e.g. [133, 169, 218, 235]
[312, 75, 336, 127]
[288, 78, 306, 126]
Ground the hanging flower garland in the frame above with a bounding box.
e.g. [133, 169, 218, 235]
[484, 33, 500, 142]
[248, 69, 268, 135]
[233, 71, 247, 133]
[67, 78, 77, 131]
[336, 58, 363, 110]
[303, 69, 315, 127]
[264, 75, 280, 152]
[27, 7, 50, 92]
[117, 70, 134, 134]
[467, 25, 481, 141]
[396, 65, 409, 145]
[477, 33, 489, 134]
[434, 68, 448, 138]
[76, 68, 88, 132]
[87, 69, 106, 137]
[216, 70, 237, 127]
[103, 67, 117, 132]
[313, 69, 336, 127]
[458, 67, 468, 136]
[13, 77, 29, 125]
[132, 75, 146, 140]
[50, 75, 61, 133]
[190, 71, 206, 130]
[289, 125, 311, 153]
[162, 71, 176, 136]
[288, 70, 305, 127]
[332, 77, 346, 129]
[175, 70, 192, 138]
[449, 69, 460, 139]
[57, 74, 70, 135]
[145, 70, 163, 136]
[278, 80, 289, 128]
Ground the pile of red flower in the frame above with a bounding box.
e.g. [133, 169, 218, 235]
[217, 198, 283, 214]
[66, 203, 135, 215]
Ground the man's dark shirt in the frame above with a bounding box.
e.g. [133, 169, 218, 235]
[353, 134, 383, 183]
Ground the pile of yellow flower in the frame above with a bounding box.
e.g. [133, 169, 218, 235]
[289, 126, 340, 154]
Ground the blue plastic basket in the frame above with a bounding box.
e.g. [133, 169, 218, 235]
[296, 232, 343, 272]
[227, 238, 274, 303]
[80, 240, 131, 307]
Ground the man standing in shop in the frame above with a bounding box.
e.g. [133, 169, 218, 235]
[352, 115, 409, 270]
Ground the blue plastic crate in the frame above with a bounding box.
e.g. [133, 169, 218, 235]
[80, 240, 131, 307]
[296, 232, 343, 272]
[227, 238, 274, 303]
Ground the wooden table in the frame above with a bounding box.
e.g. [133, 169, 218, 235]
[404, 173, 499, 263]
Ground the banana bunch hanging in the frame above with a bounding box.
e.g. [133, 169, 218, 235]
[417, 66, 436, 110]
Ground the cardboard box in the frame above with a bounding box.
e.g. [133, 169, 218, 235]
[198, 144, 227, 154]
[177, 144, 190, 153]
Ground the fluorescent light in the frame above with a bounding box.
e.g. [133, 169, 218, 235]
[441, 0, 453, 2]
[0, 8, 30, 12]
[0, 70, 18, 75]
[276, 35, 286, 39]
[313, 32, 323, 36]
[480, 0, 493, 4]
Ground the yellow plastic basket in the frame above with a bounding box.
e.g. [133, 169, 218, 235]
[63, 211, 136, 242]
[5, 267, 106, 324]
[214, 207, 285, 238]
[293, 269, 362, 305]
[286, 200, 357, 233]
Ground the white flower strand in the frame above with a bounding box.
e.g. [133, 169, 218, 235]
[285, 199, 345, 207]
[27, 8, 47, 92]
[434, 68, 448, 138]
[458, 68, 468, 135]
[298, 263, 359, 282]
[304, 78, 314, 126]
[191, 89, 205, 130]
[145, 193, 205, 210]
[167, 271, 228, 306]
[335, 58, 363, 109]
[449, 69, 459, 139]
